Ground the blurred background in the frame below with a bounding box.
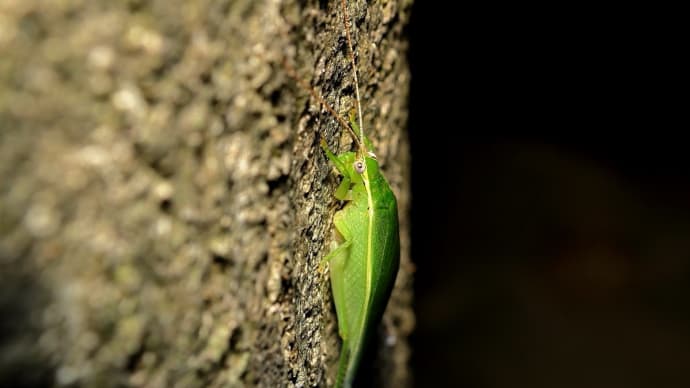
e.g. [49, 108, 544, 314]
[407, 3, 688, 388]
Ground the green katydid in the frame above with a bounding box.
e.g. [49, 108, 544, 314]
[319, 112, 400, 388]
[283, 1, 400, 386]
[317, 1, 400, 387]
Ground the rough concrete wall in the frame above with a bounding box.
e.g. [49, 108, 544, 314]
[0, 0, 413, 387]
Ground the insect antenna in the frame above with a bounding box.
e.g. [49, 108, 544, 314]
[281, 56, 362, 149]
[339, 0, 367, 154]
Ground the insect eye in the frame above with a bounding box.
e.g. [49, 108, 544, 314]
[354, 160, 366, 174]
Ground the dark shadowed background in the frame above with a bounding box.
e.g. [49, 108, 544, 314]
[407, 3, 688, 388]
[1, 1, 685, 388]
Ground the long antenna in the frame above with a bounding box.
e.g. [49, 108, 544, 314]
[281, 57, 362, 148]
[340, 0, 367, 153]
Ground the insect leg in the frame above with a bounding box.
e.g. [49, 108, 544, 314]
[319, 238, 351, 271]
[320, 139, 348, 173]
[333, 175, 352, 201]
[321, 211, 352, 340]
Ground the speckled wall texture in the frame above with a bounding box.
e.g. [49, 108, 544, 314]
[0, 1, 413, 387]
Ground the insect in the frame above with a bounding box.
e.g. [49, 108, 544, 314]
[282, 1, 400, 386]
[314, 1, 400, 387]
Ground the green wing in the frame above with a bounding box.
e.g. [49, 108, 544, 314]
[332, 156, 400, 388]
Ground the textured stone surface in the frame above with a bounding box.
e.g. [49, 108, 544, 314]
[0, 0, 413, 387]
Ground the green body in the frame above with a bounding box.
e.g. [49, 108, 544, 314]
[321, 135, 400, 388]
